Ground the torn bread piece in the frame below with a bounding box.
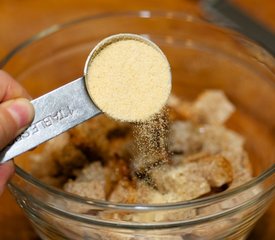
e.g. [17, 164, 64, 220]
[168, 90, 235, 125]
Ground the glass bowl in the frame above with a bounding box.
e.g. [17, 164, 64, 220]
[1, 11, 274, 240]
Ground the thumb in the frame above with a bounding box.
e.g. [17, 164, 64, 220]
[0, 98, 34, 150]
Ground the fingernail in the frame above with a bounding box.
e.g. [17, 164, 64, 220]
[6, 98, 34, 128]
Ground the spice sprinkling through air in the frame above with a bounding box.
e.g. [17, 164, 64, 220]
[85, 34, 172, 175]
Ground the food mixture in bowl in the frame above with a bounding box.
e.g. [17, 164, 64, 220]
[28, 89, 253, 222]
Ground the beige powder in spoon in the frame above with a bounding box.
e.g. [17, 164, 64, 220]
[85, 35, 171, 122]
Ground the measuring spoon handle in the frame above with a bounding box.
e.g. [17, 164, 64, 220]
[0, 77, 101, 163]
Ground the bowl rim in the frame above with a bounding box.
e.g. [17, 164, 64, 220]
[13, 163, 274, 209]
[10, 166, 275, 229]
[0, 10, 206, 68]
[3, 10, 275, 223]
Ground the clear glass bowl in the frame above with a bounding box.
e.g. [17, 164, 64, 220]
[1, 11, 274, 240]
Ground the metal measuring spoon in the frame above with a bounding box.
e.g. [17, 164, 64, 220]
[0, 33, 169, 163]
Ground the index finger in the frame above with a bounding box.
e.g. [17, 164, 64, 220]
[0, 161, 15, 195]
[0, 70, 32, 101]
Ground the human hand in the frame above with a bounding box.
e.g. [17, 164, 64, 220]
[0, 70, 34, 195]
